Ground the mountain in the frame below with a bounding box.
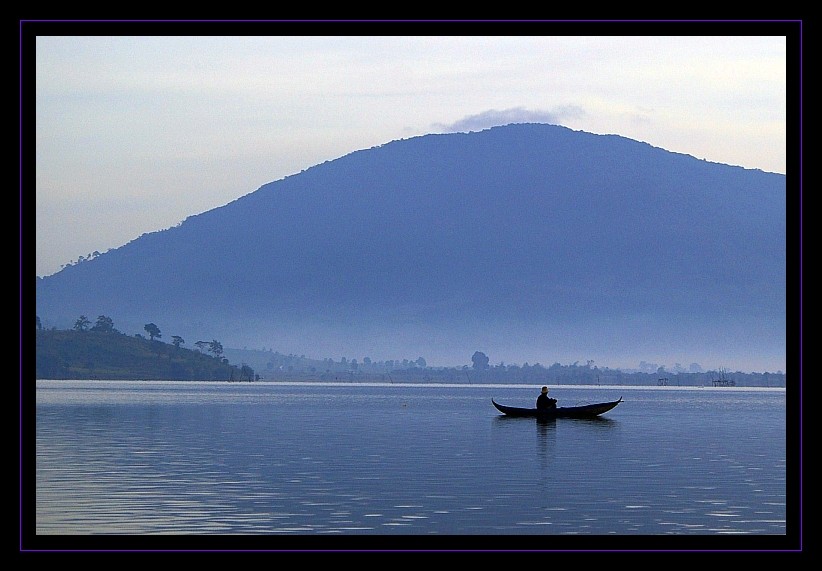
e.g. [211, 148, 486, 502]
[35, 123, 787, 372]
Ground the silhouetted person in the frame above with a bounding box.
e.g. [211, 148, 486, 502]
[536, 386, 557, 410]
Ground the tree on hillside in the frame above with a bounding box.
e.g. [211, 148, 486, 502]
[171, 335, 185, 348]
[36, 315, 42, 330]
[194, 340, 209, 352]
[208, 340, 223, 359]
[91, 315, 116, 333]
[144, 323, 161, 341]
[472, 351, 490, 370]
[73, 315, 91, 331]
[240, 364, 255, 381]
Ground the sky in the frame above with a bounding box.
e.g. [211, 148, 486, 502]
[33, 31, 788, 278]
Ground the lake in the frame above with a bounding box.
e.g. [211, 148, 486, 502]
[26, 380, 798, 552]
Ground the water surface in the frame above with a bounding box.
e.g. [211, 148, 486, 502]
[31, 381, 792, 550]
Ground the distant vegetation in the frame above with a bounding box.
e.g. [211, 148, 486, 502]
[35, 316, 785, 387]
[35, 315, 255, 381]
[221, 349, 786, 388]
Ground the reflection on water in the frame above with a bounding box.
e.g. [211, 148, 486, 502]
[535, 418, 556, 468]
[34, 382, 787, 538]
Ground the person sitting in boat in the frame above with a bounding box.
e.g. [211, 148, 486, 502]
[536, 386, 557, 410]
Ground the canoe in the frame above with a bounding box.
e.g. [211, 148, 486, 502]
[491, 397, 622, 419]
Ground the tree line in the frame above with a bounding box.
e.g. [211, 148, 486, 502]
[35, 314, 255, 382]
[50, 314, 229, 360]
[35, 316, 786, 387]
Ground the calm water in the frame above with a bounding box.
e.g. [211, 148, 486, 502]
[31, 381, 793, 550]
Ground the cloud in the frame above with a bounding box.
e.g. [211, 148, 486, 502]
[435, 106, 586, 133]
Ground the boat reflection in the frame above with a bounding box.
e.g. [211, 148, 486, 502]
[570, 416, 617, 425]
[536, 416, 556, 466]
[492, 414, 617, 425]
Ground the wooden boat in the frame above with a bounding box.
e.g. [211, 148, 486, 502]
[491, 397, 622, 419]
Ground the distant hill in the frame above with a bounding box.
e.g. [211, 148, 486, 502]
[35, 123, 787, 373]
[36, 329, 252, 381]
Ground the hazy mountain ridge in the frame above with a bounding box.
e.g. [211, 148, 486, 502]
[36, 124, 786, 372]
